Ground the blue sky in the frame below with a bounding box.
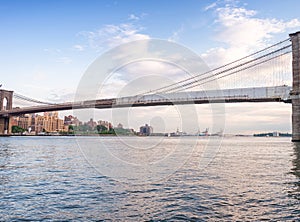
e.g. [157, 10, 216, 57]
[1, 0, 300, 133]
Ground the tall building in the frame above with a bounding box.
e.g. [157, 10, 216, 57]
[33, 112, 64, 133]
[64, 115, 81, 126]
[139, 124, 153, 136]
[86, 118, 97, 130]
[10, 116, 18, 127]
[12, 114, 35, 132]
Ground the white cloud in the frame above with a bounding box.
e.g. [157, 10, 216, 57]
[43, 48, 61, 54]
[168, 26, 184, 42]
[73, 44, 85, 51]
[215, 6, 300, 48]
[128, 14, 140, 21]
[57, 57, 72, 64]
[95, 60, 188, 99]
[204, 2, 218, 11]
[202, 4, 300, 67]
[128, 13, 147, 21]
[80, 23, 150, 50]
[199, 3, 298, 90]
[31, 70, 48, 82]
[47, 88, 75, 103]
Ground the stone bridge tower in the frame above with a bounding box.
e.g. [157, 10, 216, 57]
[290, 31, 300, 142]
[0, 89, 13, 135]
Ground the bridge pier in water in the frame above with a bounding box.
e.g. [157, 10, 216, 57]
[0, 89, 13, 135]
[290, 31, 300, 142]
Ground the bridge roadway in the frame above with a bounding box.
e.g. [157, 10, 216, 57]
[0, 86, 292, 117]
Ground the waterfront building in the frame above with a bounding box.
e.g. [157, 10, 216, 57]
[139, 124, 153, 136]
[10, 116, 18, 127]
[17, 114, 35, 131]
[11, 112, 65, 134]
[86, 118, 97, 130]
[64, 115, 81, 126]
[35, 112, 64, 133]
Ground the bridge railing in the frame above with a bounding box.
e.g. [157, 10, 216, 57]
[114, 86, 292, 106]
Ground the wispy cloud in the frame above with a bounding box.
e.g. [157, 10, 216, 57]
[128, 13, 147, 21]
[204, 2, 218, 11]
[73, 44, 85, 51]
[128, 14, 140, 21]
[93, 60, 188, 99]
[57, 57, 72, 64]
[168, 25, 184, 42]
[43, 48, 61, 54]
[47, 88, 76, 103]
[79, 23, 150, 50]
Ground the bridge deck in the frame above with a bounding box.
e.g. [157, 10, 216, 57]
[0, 86, 292, 116]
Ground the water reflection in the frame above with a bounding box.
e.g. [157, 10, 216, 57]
[1, 137, 299, 220]
[0, 140, 14, 185]
[290, 142, 300, 200]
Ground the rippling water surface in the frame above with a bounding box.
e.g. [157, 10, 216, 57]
[0, 136, 299, 221]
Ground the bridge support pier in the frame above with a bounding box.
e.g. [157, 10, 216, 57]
[0, 117, 11, 135]
[290, 31, 300, 142]
[0, 89, 13, 135]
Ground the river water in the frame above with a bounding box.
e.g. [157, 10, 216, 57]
[0, 136, 299, 221]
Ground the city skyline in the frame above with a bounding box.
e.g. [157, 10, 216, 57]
[1, 0, 300, 133]
[12, 112, 147, 135]
[10, 111, 292, 136]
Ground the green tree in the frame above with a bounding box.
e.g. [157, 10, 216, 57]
[97, 125, 107, 133]
[68, 125, 74, 131]
[109, 128, 115, 134]
[12, 126, 26, 134]
[74, 124, 89, 132]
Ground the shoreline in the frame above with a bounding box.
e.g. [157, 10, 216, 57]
[0, 134, 292, 138]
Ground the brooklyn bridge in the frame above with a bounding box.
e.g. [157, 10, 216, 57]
[1, 31, 300, 141]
